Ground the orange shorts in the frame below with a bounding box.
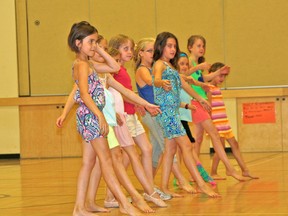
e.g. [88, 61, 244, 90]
[219, 131, 234, 139]
[191, 100, 211, 124]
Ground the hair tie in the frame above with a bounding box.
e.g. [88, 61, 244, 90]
[179, 52, 188, 58]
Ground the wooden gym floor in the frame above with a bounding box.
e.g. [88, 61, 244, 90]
[0, 152, 287, 216]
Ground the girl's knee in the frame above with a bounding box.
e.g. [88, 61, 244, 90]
[111, 151, 122, 164]
[82, 158, 96, 170]
[141, 144, 153, 156]
[181, 143, 193, 152]
[195, 136, 203, 144]
[166, 145, 177, 156]
[209, 130, 221, 140]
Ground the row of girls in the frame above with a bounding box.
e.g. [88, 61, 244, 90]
[57, 21, 258, 216]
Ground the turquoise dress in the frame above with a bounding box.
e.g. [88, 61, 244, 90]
[153, 62, 186, 139]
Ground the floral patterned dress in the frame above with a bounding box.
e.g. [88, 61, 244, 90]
[153, 62, 186, 139]
[73, 62, 105, 142]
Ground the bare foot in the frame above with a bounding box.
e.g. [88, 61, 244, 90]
[132, 196, 155, 213]
[86, 202, 110, 213]
[161, 188, 183, 198]
[211, 174, 226, 180]
[197, 184, 221, 198]
[226, 170, 247, 181]
[189, 178, 196, 183]
[242, 171, 259, 179]
[179, 183, 197, 194]
[73, 206, 99, 216]
[119, 202, 142, 216]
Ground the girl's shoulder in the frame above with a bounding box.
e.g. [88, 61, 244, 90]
[136, 65, 151, 74]
[73, 59, 91, 70]
[73, 59, 94, 79]
[154, 60, 166, 68]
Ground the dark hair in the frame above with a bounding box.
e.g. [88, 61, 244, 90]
[209, 62, 225, 73]
[153, 32, 180, 68]
[176, 52, 189, 70]
[67, 21, 98, 53]
[187, 35, 206, 63]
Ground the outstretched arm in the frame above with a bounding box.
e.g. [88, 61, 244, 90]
[180, 76, 211, 112]
[56, 83, 77, 128]
[107, 73, 161, 115]
[184, 62, 211, 76]
[180, 102, 196, 110]
[203, 65, 230, 82]
[181, 74, 212, 92]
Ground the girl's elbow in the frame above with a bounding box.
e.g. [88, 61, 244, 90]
[80, 92, 90, 100]
[114, 65, 120, 71]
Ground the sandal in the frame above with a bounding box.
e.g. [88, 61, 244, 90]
[154, 187, 172, 201]
[143, 191, 167, 208]
[104, 198, 119, 208]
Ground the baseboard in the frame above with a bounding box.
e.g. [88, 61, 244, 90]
[0, 154, 20, 159]
[210, 147, 232, 154]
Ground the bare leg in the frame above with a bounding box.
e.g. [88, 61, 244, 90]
[90, 138, 141, 216]
[123, 145, 167, 207]
[109, 146, 154, 213]
[174, 135, 220, 198]
[122, 149, 130, 168]
[161, 139, 183, 197]
[211, 138, 227, 180]
[227, 137, 259, 179]
[194, 123, 204, 156]
[201, 119, 246, 181]
[171, 156, 196, 194]
[73, 141, 99, 216]
[86, 156, 110, 212]
[133, 133, 154, 187]
[153, 153, 163, 177]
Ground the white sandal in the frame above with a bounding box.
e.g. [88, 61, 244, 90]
[104, 198, 119, 208]
[143, 191, 167, 208]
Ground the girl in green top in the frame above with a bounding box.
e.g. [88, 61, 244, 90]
[185, 35, 246, 181]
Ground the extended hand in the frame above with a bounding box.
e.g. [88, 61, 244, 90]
[56, 115, 66, 128]
[219, 65, 230, 75]
[199, 100, 211, 113]
[145, 103, 162, 116]
[162, 80, 172, 91]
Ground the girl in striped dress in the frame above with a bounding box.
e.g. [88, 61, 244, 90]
[208, 62, 259, 180]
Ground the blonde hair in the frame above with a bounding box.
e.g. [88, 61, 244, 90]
[107, 47, 120, 57]
[134, 38, 155, 69]
[108, 34, 134, 50]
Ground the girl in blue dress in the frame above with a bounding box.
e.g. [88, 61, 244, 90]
[152, 32, 219, 198]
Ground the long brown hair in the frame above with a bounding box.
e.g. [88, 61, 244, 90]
[153, 32, 180, 68]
